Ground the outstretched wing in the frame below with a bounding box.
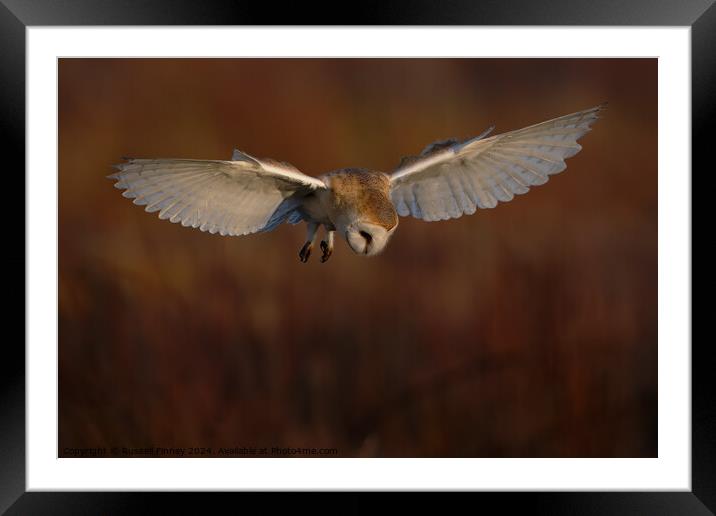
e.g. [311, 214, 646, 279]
[109, 150, 326, 236]
[389, 105, 604, 221]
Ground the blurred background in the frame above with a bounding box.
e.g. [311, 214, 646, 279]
[59, 58, 657, 457]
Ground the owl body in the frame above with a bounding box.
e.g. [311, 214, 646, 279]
[309, 169, 399, 256]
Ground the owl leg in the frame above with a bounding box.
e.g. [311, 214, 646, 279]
[298, 222, 319, 263]
[320, 230, 334, 263]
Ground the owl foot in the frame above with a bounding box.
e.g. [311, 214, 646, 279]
[298, 242, 313, 263]
[320, 240, 333, 263]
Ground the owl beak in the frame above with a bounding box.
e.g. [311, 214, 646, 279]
[345, 230, 367, 255]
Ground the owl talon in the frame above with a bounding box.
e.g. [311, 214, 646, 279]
[320, 240, 333, 263]
[299, 242, 312, 263]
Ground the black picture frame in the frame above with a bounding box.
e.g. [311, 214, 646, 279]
[3, 0, 708, 513]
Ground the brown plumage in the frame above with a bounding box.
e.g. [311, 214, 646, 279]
[321, 169, 398, 231]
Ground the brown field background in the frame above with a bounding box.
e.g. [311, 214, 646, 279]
[59, 58, 657, 457]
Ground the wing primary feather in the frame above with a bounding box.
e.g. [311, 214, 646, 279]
[454, 125, 496, 151]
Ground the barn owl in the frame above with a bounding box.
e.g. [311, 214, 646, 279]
[109, 105, 603, 262]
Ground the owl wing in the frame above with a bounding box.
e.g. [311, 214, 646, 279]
[389, 105, 604, 221]
[108, 149, 326, 236]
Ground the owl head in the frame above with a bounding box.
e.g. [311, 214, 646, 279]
[344, 220, 398, 256]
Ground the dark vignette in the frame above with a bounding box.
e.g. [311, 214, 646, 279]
[4, 0, 709, 514]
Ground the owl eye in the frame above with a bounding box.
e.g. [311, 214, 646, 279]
[359, 230, 373, 244]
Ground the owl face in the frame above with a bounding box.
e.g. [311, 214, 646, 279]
[344, 220, 397, 256]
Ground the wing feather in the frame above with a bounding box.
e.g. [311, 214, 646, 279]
[109, 154, 326, 236]
[390, 105, 604, 221]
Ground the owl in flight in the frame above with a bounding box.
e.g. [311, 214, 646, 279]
[110, 105, 603, 262]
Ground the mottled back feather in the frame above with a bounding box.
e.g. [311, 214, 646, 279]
[324, 168, 398, 230]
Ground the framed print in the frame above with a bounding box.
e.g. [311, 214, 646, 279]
[5, 0, 708, 513]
